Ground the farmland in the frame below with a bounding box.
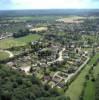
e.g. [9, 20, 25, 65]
[56, 16, 85, 23]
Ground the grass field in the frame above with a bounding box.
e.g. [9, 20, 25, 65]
[83, 54, 99, 100]
[83, 80, 95, 100]
[65, 54, 99, 100]
[0, 51, 9, 61]
[93, 63, 99, 78]
[0, 34, 41, 49]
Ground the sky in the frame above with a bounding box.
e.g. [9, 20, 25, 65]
[0, 0, 99, 10]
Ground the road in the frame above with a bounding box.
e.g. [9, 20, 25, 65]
[0, 34, 12, 40]
[19, 47, 66, 75]
[64, 57, 90, 83]
[51, 56, 90, 88]
[47, 47, 65, 65]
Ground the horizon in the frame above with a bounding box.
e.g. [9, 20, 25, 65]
[0, 8, 99, 11]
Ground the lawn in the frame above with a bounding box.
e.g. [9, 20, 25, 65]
[0, 34, 41, 49]
[65, 54, 99, 100]
[0, 51, 9, 61]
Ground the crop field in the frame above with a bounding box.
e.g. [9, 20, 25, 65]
[0, 34, 41, 49]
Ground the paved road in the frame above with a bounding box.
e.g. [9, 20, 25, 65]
[19, 47, 66, 75]
[0, 34, 12, 40]
[51, 56, 90, 88]
[64, 57, 90, 83]
[47, 47, 65, 65]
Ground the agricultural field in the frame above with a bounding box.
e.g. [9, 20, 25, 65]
[56, 16, 86, 23]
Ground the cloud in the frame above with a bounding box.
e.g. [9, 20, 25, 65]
[9, 0, 87, 9]
[0, 0, 99, 10]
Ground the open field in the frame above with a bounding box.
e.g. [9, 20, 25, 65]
[29, 27, 48, 32]
[0, 16, 61, 23]
[83, 80, 95, 100]
[56, 16, 85, 23]
[94, 63, 99, 78]
[0, 34, 41, 49]
[0, 51, 9, 60]
[83, 53, 99, 100]
[65, 54, 99, 100]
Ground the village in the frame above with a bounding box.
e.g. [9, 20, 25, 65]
[5, 38, 89, 89]
[0, 15, 98, 90]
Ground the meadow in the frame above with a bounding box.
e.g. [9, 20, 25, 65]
[0, 51, 9, 61]
[0, 34, 41, 49]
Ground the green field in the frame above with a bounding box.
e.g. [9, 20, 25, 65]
[65, 54, 99, 100]
[83, 55, 99, 100]
[0, 16, 61, 23]
[0, 34, 41, 49]
[83, 80, 95, 100]
[0, 51, 9, 61]
[93, 63, 99, 78]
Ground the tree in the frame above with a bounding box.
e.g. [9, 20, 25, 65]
[29, 66, 33, 73]
[85, 75, 90, 80]
[1, 91, 11, 100]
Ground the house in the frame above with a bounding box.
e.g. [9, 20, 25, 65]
[57, 82, 65, 88]
[43, 76, 52, 81]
